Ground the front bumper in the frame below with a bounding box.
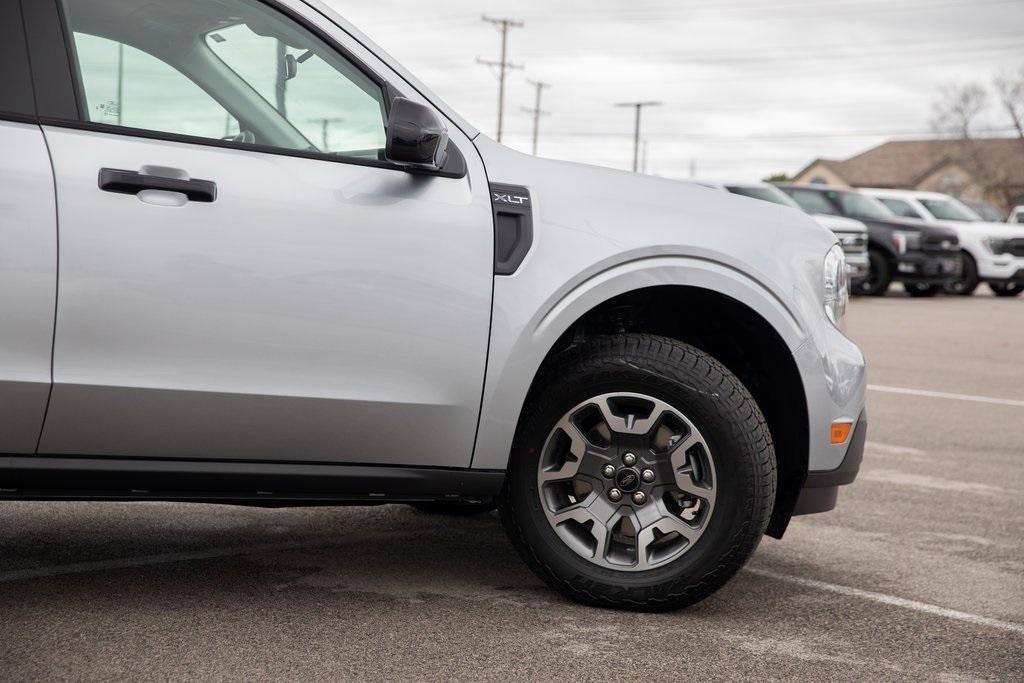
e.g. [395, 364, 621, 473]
[977, 256, 1024, 283]
[794, 411, 867, 515]
[893, 251, 961, 283]
[845, 252, 870, 281]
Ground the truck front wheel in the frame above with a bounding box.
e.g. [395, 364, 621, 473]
[943, 252, 979, 296]
[858, 248, 891, 296]
[990, 281, 1024, 297]
[499, 334, 776, 610]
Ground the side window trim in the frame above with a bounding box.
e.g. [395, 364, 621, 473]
[25, 0, 467, 179]
[19, 0, 80, 120]
[0, 0, 37, 121]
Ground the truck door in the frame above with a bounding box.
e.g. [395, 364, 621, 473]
[27, 0, 494, 468]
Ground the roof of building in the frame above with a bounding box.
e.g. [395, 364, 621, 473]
[796, 137, 1024, 188]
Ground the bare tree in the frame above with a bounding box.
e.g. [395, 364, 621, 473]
[927, 67, 1024, 210]
[930, 82, 989, 138]
[994, 66, 1024, 141]
[929, 82, 1007, 205]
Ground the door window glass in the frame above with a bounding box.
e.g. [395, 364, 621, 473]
[72, 33, 236, 140]
[205, 23, 386, 157]
[59, 0, 387, 160]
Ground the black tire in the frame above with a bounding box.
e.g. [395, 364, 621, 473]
[410, 499, 497, 516]
[943, 252, 979, 296]
[858, 248, 892, 296]
[499, 334, 776, 611]
[990, 281, 1024, 297]
[904, 282, 941, 297]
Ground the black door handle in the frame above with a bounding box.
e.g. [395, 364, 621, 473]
[98, 168, 217, 202]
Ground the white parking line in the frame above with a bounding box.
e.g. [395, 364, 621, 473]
[868, 384, 1024, 408]
[0, 538, 328, 584]
[861, 469, 1019, 497]
[865, 441, 925, 456]
[747, 568, 1024, 636]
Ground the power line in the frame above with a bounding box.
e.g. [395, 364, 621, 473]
[413, 40, 1024, 74]
[509, 0, 1020, 22]
[497, 126, 1019, 142]
[522, 80, 550, 156]
[476, 16, 523, 143]
[369, 0, 1018, 26]
[616, 101, 662, 172]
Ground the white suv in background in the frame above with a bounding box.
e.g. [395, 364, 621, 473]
[694, 181, 870, 283]
[1009, 206, 1024, 225]
[862, 189, 1024, 297]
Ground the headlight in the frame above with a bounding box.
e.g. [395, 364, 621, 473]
[984, 237, 1009, 255]
[823, 244, 848, 328]
[891, 230, 921, 254]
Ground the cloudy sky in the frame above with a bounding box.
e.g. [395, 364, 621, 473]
[328, 0, 1024, 181]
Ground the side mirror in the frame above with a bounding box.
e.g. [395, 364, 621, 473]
[385, 97, 449, 171]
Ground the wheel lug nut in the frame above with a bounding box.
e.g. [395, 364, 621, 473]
[641, 469, 656, 483]
[602, 464, 616, 478]
[632, 491, 647, 505]
[622, 453, 637, 466]
[608, 488, 623, 502]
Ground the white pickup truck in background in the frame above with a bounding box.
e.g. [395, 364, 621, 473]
[862, 189, 1024, 297]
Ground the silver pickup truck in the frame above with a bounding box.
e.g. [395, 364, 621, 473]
[0, 0, 866, 610]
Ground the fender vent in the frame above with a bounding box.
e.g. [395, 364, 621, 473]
[491, 184, 533, 275]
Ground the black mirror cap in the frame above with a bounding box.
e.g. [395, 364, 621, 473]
[385, 97, 450, 170]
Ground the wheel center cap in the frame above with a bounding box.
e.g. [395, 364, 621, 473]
[615, 468, 641, 493]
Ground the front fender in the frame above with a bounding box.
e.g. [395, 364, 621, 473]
[470, 256, 807, 470]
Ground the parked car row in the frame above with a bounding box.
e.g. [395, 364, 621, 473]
[696, 181, 1024, 298]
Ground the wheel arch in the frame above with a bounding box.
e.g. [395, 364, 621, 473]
[475, 262, 813, 539]
[529, 286, 809, 539]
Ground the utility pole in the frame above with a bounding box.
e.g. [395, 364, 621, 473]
[641, 139, 649, 174]
[477, 16, 523, 143]
[615, 101, 661, 172]
[116, 42, 124, 125]
[522, 80, 550, 156]
[308, 117, 345, 151]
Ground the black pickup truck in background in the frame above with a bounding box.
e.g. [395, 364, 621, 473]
[777, 185, 961, 297]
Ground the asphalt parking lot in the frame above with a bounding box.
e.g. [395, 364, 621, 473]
[1, 292, 1021, 681]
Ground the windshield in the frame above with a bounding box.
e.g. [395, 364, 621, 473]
[726, 185, 801, 209]
[968, 202, 1006, 222]
[785, 188, 840, 215]
[878, 197, 924, 219]
[918, 198, 982, 222]
[834, 191, 896, 220]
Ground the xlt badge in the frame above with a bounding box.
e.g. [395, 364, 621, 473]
[492, 191, 530, 207]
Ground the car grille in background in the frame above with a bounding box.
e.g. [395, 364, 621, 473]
[923, 234, 958, 252]
[836, 232, 867, 253]
[1007, 238, 1024, 257]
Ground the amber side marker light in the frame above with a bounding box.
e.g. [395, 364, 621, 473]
[830, 421, 853, 445]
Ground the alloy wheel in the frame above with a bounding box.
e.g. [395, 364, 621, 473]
[536, 392, 717, 572]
